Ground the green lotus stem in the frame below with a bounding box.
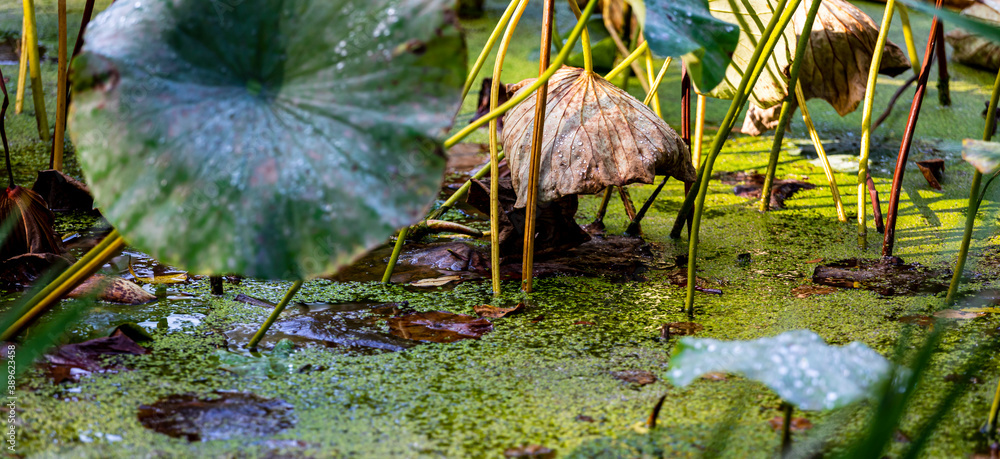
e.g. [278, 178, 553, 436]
[643, 44, 662, 118]
[987, 365, 1000, 436]
[566, 0, 594, 74]
[247, 280, 303, 350]
[897, 4, 921, 75]
[796, 84, 846, 222]
[22, 0, 48, 142]
[692, 95, 706, 167]
[601, 2, 650, 93]
[52, 0, 68, 171]
[14, 15, 27, 115]
[460, 0, 522, 102]
[487, 0, 529, 295]
[760, 0, 822, 213]
[858, 0, 896, 250]
[382, 226, 409, 284]
[444, 0, 599, 150]
[946, 67, 1000, 305]
[1, 231, 125, 341]
[682, 0, 801, 315]
[604, 41, 649, 82]
[642, 57, 672, 106]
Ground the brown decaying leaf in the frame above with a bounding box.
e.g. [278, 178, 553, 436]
[68, 274, 156, 304]
[611, 370, 657, 385]
[502, 66, 695, 208]
[897, 314, 934, 328]
[741, 0, 910, 135]
[0, 185, 65, 260]
[768, 415, 813, 433]
[945, 2, 1000, 72]
[916, 159, 945, 191]
[660, 322, 703, 339]
[31, 169, 94, 212]
[46, 328, 148, 383]
[138, 392, 294, 442]
[473, 303, 524, 319]
[387, 311, 492, 343]
[504, 445, 555, 458]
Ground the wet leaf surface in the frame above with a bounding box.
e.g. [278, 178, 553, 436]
[232, 294, 275, 309]
[388, 311, 492, 343]
[0, 252, 72, 290]
[812, 257, 951, 296]
[768, 415, 813, 432]
[226, 302, 417, 353]
[668, 330, 894, 410]
[473, 303, 525, 319]
[504, 445, 556, 458]
[408, 275, 462, 288]
[611, 370, 657, 386]
[790, 285, 837, 298]
[137, 392, 295, 442]
[67, 274, 156, 305]
[502, 66, 695, 207]
[46, 329, 148, 383]
[69, 0, 466, 279]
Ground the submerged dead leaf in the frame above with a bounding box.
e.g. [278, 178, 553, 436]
[502, 66, 695, 208]
[138, 392, 294, 442]
[768, 416, 813, 433]
[387, 311, 492, 343]
[611, 370, 657, 386]
[46, 329, 148, 383]
[739, 0, 910, 135]
[473, 303, 524, 319]
[660, 322, 703, 339]
[504, 445, 555, 458]
[933, 309, 986, 320]
[897, 314, 934, 328]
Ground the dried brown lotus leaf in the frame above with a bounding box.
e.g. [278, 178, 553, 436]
[946, 2, 1000, 72]
[738, 0, 911, 135]
[501, 66, 695, 208]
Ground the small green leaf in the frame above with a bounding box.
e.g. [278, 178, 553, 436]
[962, 139, 1000, 175]
[627, 0, 740, 92]
[68, 0, 467, 280]
[667, 330, 893, 410]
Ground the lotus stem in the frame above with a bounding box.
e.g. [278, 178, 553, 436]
[444, 0, 599, 149]
[858, 0, 897, 250]
[601, 1, 650, 93]
[882, 3, 943, 257]
[565, 0, 593, 74]
[1, 231, 125, 341]
[796, 83, 847, 221]
[681, 65, 691, 144]
[595, 186, 613, 223]
[642, 57, 672, 106]
[693, 95, 706, 167]
[626, 178, 667, 236]
[63, 0, 96, 122]
[14, 15, 27, 115]
[1, 67, 12, 188]
[522, 0, 558, 293]
[873, 74, 917, 130]
[897, 4, 921, 75]
[423, 220, 483, 237]
[488, 0, 529, 295]
[604, 41, 649, 82]
[382, 226, 409, 284]
[461, 0, 522, 102]
[22, 0, 48, 142]
[868, 173, 885, 233]
[643, 43, 662, 118]
[52, 0, 68, 171]
[934, 20, 950, 106]
[681, 0, 801, 315]
[781, 402, 794, 455]
[946, 67, 1000, 305]
[987, 377, 1000, 438]
[247, 280, 304, 350]
[759, 101, 798, 212]
[760, 0, 823, 213]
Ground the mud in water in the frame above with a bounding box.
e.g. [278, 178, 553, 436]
[812, 257, 952, 295]
[225, 301, 419, 353]
[137, 392, 295, 442]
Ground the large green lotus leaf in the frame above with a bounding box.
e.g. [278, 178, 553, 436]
[627, 0, 740, 93]
[667, 330, 893, 410]
[962, 139, 1000, 175]
[702, 0, 908, 110]
[68, 0, 466, 280]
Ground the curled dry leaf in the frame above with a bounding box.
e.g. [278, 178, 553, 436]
[501, 66, 695, 208]
[736, 0, 910, 135]
[68, 274, 156, 304]
[945, 2, 1000, 71]
[473, 303, 524, 318]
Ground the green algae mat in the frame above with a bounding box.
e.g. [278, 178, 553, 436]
[5, 1, 1000, 457]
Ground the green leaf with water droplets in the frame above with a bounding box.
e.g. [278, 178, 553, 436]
[667, 330, 893, 410]
[68, 0, 466, 280]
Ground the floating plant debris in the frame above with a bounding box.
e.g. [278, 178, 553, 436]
[790, 285, 837, 298]
[812, 257, 951, 296]
[67, 275, 156, 304]
[473, 303, 525, 319]
[768, 416, 813, 433]
[503, 444, 556, 459]
[46, 329, 148, 383]
[387, 311, 493, 343]
[916, 159, 945, 190]
[137, 392, 294, 442]
[721, 171, 816, 209]
[611, 370, 657, 386]
[660, 322, 704, 339]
